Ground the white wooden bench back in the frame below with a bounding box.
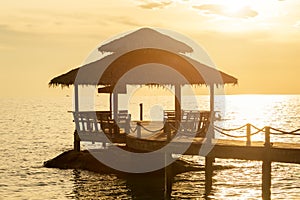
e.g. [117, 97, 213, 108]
[73, 112, 101, 134]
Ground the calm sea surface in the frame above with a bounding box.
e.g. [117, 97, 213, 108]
[0, 95, 299, 199]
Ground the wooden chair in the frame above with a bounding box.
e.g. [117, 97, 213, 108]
[180, 110, 201, 133]
[163, 110, 211, 137]
[116, 110, 131, 134]
[196, 111, 211, 137]
[96, 111, 119, 136]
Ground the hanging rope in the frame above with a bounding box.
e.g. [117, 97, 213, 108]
[250, 124, 262, 131]
[139, 124, 164, 133]
[139, 120, 300, 139]
[270, 127, 300, 136]
[214, 126, 264, 138]
[249, 128, 265, 136]
[214, 127, 247, 138]
[130, 125, 138, 133]
[214, 124, 247, 132]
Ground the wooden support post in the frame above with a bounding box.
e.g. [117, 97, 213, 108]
[205, 156, 214, 197]
[262, 126, 271, 200]
[113, 92, 118, 120]
[164, 153, 172, 199]
[175, 84, 181, 125]
[74, 84, 79, 112]
[165, 122, 171, 142]
[246, 123, 251, 146]
[109, 93, 112, 115]
[74, 130, 80, 152]
[74, 84, 80, 152]
[139, 103, 143, 121]
[209, 84, 215, 139]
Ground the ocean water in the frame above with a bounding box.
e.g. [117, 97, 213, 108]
[0, 95, 299, 199]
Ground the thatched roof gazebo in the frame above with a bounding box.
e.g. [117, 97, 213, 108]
[49, 27, 237, 147]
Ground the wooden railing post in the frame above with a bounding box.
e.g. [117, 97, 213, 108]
[165, 122, 171, 142]
[246, 123, 251, 146]
[264, 126, 271, 148]
[137, 121, 141, 138]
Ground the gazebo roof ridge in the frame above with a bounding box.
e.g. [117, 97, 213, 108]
[98, 27, 194, 54]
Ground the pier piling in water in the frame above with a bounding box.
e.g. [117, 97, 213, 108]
[262, 126, 271, 200]
[205, 156, 214, 197]
[164, 153, 173, 199]
[74, 130, 80, 152]
[262, 159, 271, 200]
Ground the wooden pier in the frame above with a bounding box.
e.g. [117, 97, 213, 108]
[74, 118, 300, 200]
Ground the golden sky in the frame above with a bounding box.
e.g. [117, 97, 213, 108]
[1, 0, 300, 97]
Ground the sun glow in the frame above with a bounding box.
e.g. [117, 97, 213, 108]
[222, 0, 250, 13]
[190, 0, 286, 32]
[211, 0, 279, 17]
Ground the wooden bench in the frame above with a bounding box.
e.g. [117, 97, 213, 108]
[73, 111, 102, 134]
[163, 110, 211, 137]
[73, 111, 131, 138]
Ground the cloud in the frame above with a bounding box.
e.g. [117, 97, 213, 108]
[0, 24, 36, 38]
[193, 4, 258, 19]
[138, 0, 173, 10]
[294, 21, 300, 28]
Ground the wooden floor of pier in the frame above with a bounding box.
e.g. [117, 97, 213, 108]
[126, 135, 300, 165]
[75, 120, 300, 200]
[127, 136, 300, 162]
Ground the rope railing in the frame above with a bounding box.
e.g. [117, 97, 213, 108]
[129, 119, 299, 146]
[250, 128, 266, 136]
[167, 122, 300, 138]
[214, 126, 264, 138]
[213, 124, 247, 132]
[139, 124, 164, 133]
[213, 124, 300, 137]
[130, 122, 164, 138]
[213, 123, 299, 147]
[130, 125, 138, 133]
[270, 127, 300, 136]
[214, 127, 248, 138]
[250, 124, 262, 131]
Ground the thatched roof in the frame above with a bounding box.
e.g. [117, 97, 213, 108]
[50, 28, 237, 88]
[98, 27, 193, 54]
[49, 48, 237, 87]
